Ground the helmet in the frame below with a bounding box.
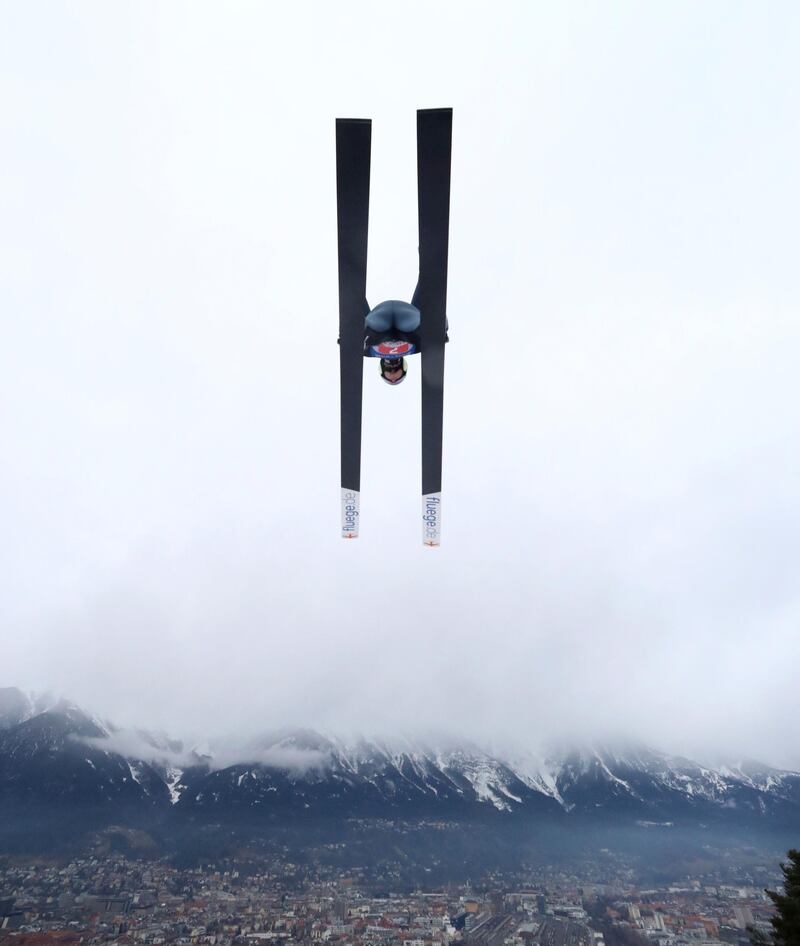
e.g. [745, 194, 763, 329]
[380, 357, 407, 385]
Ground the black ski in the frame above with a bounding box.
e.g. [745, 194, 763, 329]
[417, 108, 452, 546]
[336, 118, 371, 538]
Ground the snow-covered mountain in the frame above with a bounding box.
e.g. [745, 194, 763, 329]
[1, 687, 799, 827]
[0, 688, 63, 729]
[0, 689, 171, 810]
[544, 743, 800, 820]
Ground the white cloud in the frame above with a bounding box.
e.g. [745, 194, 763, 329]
[79, 730, 330, 774]
[80, 732, 194, 769]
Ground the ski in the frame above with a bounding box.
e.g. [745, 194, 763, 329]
[417, 108, 452, 547]
[336, 118, 371, 539]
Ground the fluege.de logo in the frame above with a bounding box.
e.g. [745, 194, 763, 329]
[341, 489, 359, 537]
[422, 492, 441, 545]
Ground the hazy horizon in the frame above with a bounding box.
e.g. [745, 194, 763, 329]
[2, 681, 798, 775]
[2, 3, 799, 770]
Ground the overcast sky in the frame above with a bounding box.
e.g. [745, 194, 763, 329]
[1, 1, 798, 768]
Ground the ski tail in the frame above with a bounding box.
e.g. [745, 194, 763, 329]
[417, 108, 452, 547]
[336, 118, 371, 538]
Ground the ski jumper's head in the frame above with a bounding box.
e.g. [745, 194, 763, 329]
[380, 356, 407, 385]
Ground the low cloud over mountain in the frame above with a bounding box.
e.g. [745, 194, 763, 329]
[2, 688, 799, 833]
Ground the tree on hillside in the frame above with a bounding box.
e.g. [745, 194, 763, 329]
[751, 849, 800, 946]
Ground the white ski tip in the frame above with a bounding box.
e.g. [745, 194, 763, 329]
[422, 492, 442, 547]
[341, 489, 360, 539]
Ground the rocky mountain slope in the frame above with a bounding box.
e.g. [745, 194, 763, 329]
[2, 687, 798, 828]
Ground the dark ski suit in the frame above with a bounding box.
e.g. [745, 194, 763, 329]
[364, 297, 422, 356]
[362, 284, 447, 357]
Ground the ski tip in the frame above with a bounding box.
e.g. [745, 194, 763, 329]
[422, 492, 442, 547]
[341, 488, 360, 540]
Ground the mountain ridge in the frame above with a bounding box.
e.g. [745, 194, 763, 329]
[2, 686, 799, 832]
